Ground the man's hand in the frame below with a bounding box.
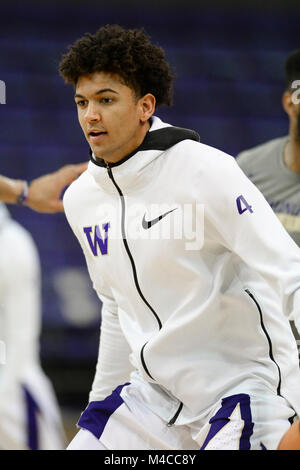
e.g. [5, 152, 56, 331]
[26, 162, 88, 213]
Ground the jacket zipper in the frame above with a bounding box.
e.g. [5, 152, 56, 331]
[141, 341, 183, 425]
[106, 162, 183, 425]
[244, 288, 282, 396]
[105, 162, 163, 383]
[105, 162, 162, 330]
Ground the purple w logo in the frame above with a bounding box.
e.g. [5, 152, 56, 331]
[83, 223, 110, 256]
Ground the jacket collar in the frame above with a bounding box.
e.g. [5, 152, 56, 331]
[87, 116, 200, 193]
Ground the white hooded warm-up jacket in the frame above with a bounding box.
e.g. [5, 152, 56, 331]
[63, 117, 300, 425]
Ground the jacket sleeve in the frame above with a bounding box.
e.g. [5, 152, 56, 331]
[88, 290, 134, 402]
[201, 151, 300, 332]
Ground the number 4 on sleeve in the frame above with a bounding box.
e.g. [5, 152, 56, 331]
[236, 195, 253, 215]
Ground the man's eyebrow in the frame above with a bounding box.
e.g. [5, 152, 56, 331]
[74, 88, 119, 99]
[96, 88, 119, 95]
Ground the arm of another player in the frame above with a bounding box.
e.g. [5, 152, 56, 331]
[0, 162, 88, 213]
[0, 175, 25, 204]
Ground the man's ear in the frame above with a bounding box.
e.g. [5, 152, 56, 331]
[139, 93, 156, 123]
[282, 91, 294, 117]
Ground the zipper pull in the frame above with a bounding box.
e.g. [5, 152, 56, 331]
[105, 160, 113, 178]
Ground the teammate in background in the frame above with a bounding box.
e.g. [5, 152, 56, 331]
[60, 25, 300, 450]
[0, 162, 87, 213]
[236, 49, 300, 246]
[0, 203, 66, 449]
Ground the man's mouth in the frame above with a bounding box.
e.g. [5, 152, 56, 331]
[88, 130, 107, 142]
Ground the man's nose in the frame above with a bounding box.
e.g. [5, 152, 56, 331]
[84, 102, 101, 122]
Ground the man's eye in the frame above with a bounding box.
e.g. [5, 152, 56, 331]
[101, 97, 112, 104]
[76, 100, 86, 107]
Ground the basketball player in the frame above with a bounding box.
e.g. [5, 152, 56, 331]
[0, 202, 66, 449]
[59, 25, 300, 450]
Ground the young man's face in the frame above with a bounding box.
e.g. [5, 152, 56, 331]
[75, 71, 154, 163]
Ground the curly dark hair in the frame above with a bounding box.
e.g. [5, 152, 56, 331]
[285, 49, 300, 92]
[59, 24, 174, 108]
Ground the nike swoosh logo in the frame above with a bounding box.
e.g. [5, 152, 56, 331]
[142, 208, 177, 229]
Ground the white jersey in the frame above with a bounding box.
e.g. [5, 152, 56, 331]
[63, 116, 300, 426]
[0, 203, 65, 449]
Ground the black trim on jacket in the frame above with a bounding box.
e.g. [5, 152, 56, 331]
[245, 289, 282, 396]
[89, 125, 200, 168]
